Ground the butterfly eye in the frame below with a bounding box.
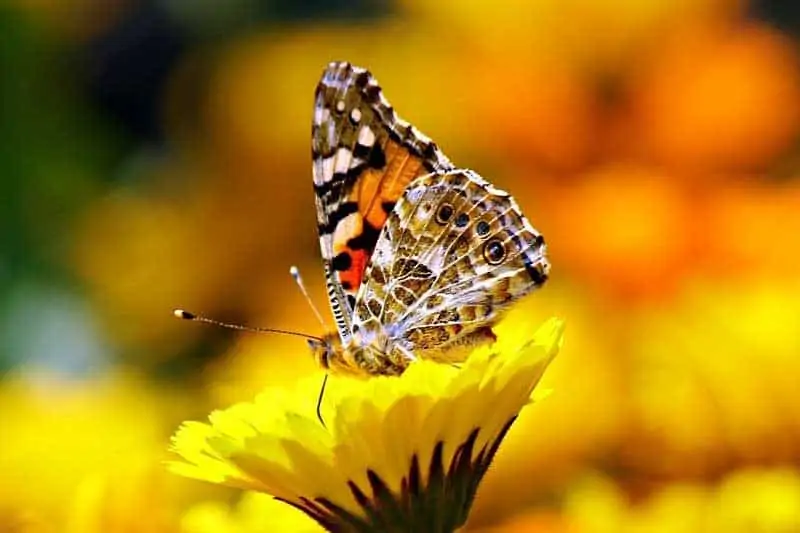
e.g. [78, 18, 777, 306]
[483, 239, 506, 265]
[475, 220, 491, 238]
[436, 204, 454, 224]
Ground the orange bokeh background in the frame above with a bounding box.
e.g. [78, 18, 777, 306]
[2, 0, 800, 530]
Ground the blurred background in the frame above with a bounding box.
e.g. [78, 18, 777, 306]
[2, 0, 800, 531]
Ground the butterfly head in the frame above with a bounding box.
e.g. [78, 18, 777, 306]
[307, 331, 342, 370]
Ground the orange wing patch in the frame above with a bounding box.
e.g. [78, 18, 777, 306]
[335, 249, 368, 292]
[331, 139, 428, 291]
[358, 139, 427, 228]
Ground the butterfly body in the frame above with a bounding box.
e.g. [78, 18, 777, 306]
[310, 62, 549, 377]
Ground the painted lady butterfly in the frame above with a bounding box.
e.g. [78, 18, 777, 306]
[309, 61, 549, 377]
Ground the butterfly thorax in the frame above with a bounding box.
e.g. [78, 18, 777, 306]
[309, 328, 410, 377]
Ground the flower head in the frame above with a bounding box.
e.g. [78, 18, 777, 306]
[170, 318, 564, 532]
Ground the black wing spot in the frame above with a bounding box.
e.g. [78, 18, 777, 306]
[347, 294, 357, 310]
[405, 125, 418, 142]
[346, 220, 381, 251]
[355, 71, 371, 88]
[368, 144, 386, 169]
[523, 258, 548, 285]
[364, 84, 381, 103]
[423, 142, 437, 160]
[331, 252, 353, 272]
[313, 170, 359, 196]
[353, 143, 372, 159]
[436, 204, 454, 224]
[381, 201, 396, 215]
[483, 239, 506, 265]
[530, 267, 548, 285]
[318, 202, 359, 235]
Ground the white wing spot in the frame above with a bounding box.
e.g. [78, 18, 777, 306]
[327, 121, 336, 147]
[335, 147, 352, 174]
[358, 125, 376, 147]
[317, 156, 335, 184]
[350, 108, 362, 123]
[405, 185, 425, 203]
[313, 105, 330, 126]
[426, 249, 446, 273]
[336, 100, 346, 112]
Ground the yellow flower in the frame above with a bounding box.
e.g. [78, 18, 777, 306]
[170, 318, 564, 532]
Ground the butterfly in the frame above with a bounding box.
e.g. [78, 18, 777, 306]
[308, 61, 549, 377]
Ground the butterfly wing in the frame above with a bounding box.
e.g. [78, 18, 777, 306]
[312, 61, 454, 344]
[353, 169, 549, 361]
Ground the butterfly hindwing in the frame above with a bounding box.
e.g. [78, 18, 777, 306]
[353, 170, 549, 360]
[312, 61, 454, 343]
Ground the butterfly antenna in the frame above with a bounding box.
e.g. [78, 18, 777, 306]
[289, 267, 332, 428]
[289, 266, 327, 328]
[173, 309, 322, 342]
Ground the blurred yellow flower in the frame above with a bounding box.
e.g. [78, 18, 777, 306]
[170, 318, 563, 531]
[564, 467, 800, 533]
[181, 492, 324, 533]
[625, 281, 800, 478]
[0, 373, 174, 525]
[65, 459, 181, 533]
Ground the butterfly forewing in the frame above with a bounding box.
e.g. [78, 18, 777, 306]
[312, 61, 453, 344]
